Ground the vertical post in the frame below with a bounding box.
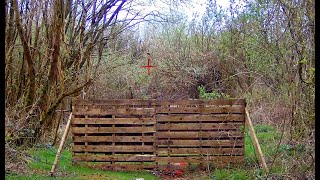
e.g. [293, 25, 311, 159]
[111, 106, 115, 166]
[84, 115, 88, 156]
[245, 108, 268, 171]
[50, 113, 73, 176]
[155, 101, 159, 170]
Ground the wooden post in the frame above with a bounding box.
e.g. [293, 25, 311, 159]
[50, 113, 73, 176]
[245, 108, 268, 171]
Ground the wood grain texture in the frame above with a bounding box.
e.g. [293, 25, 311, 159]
[73, 107, 155, 116]
[156, 156, 244, 163]
[245, 108, 268, 171]
[157, 123, 243, 131]
[88, 164, 156, 171]
[156, 106, 244, 114]
[73, 145, 155, 153]
[72, 118, 155, 125]
[157, 114, 244, 122]
[73, 155, 155, 162]
[71, 99, 246, 170]
[157, 147, 243, 155]
[157, 131, 243, 139]
[72, 126, 156, 133]
[157, 139, 244, 147]
[73, 136, 155, 143]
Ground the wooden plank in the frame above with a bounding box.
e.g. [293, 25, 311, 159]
[156, 106, 244, 114]
[156, 114, 244, 122]
[73, 145, 155, 153]
[157, 148, 243, 155]
[73, 136, 156, 143]
[73, 99, 157, 106]
[156, 161, 241, 170]
[50, 113, 72, 175]
[156, 156, 244, 163]
[73, 107, 155, 116]
[73, 155, 155, 162]
[245, 108, 268, 171]
[157, 131, 243, 139]
[157, 139, 244, 147]
[72, 99, 245, 106]
[88, 164, 156, 171]
[157, 123, 243, 131]
[157, 99, 246, 106]
[72, 118, 155, 125]
[72, 126, 156, 134]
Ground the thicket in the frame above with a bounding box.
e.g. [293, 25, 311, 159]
[5, 0, 314, 178]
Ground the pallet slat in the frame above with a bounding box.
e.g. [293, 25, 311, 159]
[73, 145, 155, 153]
[157, 139, 244, 147]
[157, 147, 243, 155]
[156, 156, 244, 163]
[74, 155, 155, 162]
[88, 164, 156, 171]
[156, 114, 244, 122]
[73, 108, 155, 116]
[157, 131, 243, 139]
[73, 99, 157, 106]
[72, 118, 155, 125]
[73, 99, 245, 106]
[72, 127, 156, 134]
[73, 136, 155, 143]
[157, 123, 243, 131]
[156, 107, 244, 114]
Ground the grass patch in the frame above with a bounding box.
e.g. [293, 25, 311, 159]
[6, 124, 287, 179]
[6, 147, 159, 180]
[245, 124, 282, 164]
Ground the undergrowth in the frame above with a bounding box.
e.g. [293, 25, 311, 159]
[5, 124, 304, 179]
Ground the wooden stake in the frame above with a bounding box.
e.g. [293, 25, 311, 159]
[50, 113, 73, 176]
[245, 108, 268, 171]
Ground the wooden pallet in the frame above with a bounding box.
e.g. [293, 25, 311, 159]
[71, 99, 246, 171]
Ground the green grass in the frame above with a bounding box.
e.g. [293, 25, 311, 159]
[245, 124, 282, 164]
[209, 124, 286, 179]
[6, 124, 291, 179]
[6, 147, 159, 180]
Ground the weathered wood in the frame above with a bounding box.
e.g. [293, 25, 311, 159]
[157, 139, 244, 147]
[73, 136, 155, 143]
[71, 99, 247, 171]
[245, 108, 268, 171]
[73, 145, 155, 153]
[89, 164, 156, 171]
[157, 131, 243, 139]
[157, 99, 246, 106]
[73, 99, 157, 106]
[156, 156, 244, 163]
[72, 118, 155, 125]
[50, 113, 72, 176]
[156, 114, 244, 122]
[157, 123, 243, 131]
[156, 106, 244, 114]
[73, 155, 155, 162]
[72, 126, 156, 134]
[73, 107, 155, 116]
[72, 99, 245, 106]
[157, 147, 243, 155]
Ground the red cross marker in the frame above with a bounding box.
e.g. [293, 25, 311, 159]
[141, 52, 156, 75]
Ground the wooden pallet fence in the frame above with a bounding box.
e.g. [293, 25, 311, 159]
[155, 99, 245, 170]
[72, 99, 157, 171]
[71, 99, 246, 171]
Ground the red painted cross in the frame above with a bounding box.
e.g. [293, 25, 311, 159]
[141, 52, 156, 75]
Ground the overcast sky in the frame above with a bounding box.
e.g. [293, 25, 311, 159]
[185, 0, 230, 21]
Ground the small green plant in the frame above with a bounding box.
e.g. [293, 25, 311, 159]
[198, 85, 231, 99]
